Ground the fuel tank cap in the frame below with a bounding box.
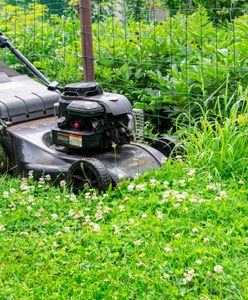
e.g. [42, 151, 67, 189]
[64, 81, 103, 97]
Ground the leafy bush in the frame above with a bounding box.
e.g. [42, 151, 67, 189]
[0, 1, 247, 126]
[94, 10, 248, 125]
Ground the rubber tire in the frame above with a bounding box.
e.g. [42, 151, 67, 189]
[67, 158, 112, 192]
[149, 135, 185, 158]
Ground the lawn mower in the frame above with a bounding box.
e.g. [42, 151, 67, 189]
[0, 32, 180, 191]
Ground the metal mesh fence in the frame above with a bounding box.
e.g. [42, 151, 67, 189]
[0, 0, 247, 130]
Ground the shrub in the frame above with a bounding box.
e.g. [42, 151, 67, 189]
[0, 1, 247, 126]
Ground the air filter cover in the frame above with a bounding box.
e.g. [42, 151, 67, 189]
[67, 100, 104, 118]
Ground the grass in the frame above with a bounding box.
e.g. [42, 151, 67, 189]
[0, 159, 247, 299]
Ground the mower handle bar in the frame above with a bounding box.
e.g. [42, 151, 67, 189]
[0, 32, 60, 91]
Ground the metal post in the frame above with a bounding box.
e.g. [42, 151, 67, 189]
[78, 0, 95, 81]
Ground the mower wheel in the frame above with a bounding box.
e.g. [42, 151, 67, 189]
[147, 135, 185, 158]
[67, 158, 112, 192]
[0, 143, 8, 173]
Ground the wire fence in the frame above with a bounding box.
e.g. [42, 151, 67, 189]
[0, 0, 247, 130]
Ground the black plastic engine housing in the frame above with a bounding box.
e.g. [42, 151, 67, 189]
[52, 81, 134, 151]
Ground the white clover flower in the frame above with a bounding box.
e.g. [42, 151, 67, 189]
[27, 206, 33, 212]
[238, 180, 245, 185]
[161, 157, 168, 164]
[60, 180, 66, 188]
[150, 178, 158, 187]
[92, 223, 101, 233]
[189, 196, 198, 203]
[162, 191, 170, 200]
[173, 233, 180, 238]
[182, 269, 195, 284]
[214, 265, 223, 273]
[45, 174, 51, 181]
[141, 213, 147, 218]
[91, 193, 98, 201]
[51, 213, 58, 220]
[38, 177, 45, 184]
[163, 181, 170, 187]
[219, 190, 227, 197]
[136, 184, 146, 191]
[114, 228, 121, 235]
[28, 196, 34, 203]
[119, 205, 125, 212]
[129, 218, 135, 224]
[8, 202, 16, 210]
[68, 209, 75, 217]
[84, 215, 91, 225]
[97, 200, 104, 207]
[104, 206, 112, 214]
[175, 155, 183, 162]
[203, 238, 209, 243]
[196, 260, 202, 265]
[28, 170, 34, 180]
[133, 239, 142, 246]
[70, 194, 77, 202]
[164, 247, 173, 253]
[127, 183, 135, 192]
[156, 210, 164, 219]
[192, 227, 199, 233]
[84, 192, 92, 200]
[179, 179, 186, 187]
[206, 183, 219, 191]
[19, 231, 28, 236]
[55, 231, 63, 236]
[35, 212, 41, 218]
[187, 169, 196, 176]
[64, 227, 70, 232]
[184, 207, 189, 211]
[9, 188, 16, 194]
[52, 242, 59, 248]
[0, 224, 6, 232]
[3, 191, 9, 198]
[95, 209, 103, 221]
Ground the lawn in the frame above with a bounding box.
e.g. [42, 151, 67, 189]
[0, 159, 247, 299]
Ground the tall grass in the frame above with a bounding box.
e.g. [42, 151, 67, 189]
[178, 88, 248, 180]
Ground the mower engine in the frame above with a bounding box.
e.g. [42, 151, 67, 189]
[52, 81, 136, 151]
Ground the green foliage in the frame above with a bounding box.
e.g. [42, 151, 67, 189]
[178, 87, 248, 180]
[94, 10, 248, 124]
[0, 1, 247, 125]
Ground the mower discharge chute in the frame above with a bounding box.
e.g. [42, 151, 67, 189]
[0, 33, 180, 191]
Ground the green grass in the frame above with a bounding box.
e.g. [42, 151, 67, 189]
[0, 160, 247, 299]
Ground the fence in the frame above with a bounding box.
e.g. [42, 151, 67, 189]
[0, 0, 247, 130]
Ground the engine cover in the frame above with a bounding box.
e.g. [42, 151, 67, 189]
[52, 81, 135, 151]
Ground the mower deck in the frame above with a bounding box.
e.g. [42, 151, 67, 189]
[7, 116, 165, 186]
